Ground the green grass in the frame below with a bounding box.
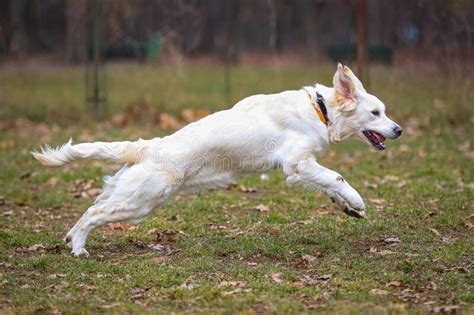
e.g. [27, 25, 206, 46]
[0, 63, 473, 314]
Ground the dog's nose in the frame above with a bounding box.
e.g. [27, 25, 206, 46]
[393, 125, 403, 137]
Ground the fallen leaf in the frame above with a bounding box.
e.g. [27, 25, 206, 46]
[297, 275, 318, 286]
[369, 198, 386, 205]
[463, 151, 474, 159]
[48, 273, 67, 279]
[179, 281, 194, 290]
[101, 303, 120, 309]
[240, 185, 257, 193]
[152, 256, 169, 264]
[384, 237, 401, 244]
[158, 112, 183, 130]
[46, 177, 59, 187]
[147, 244, 167, 252]
[431, 305, 460, 313]
[301, 254, 316, 265]
[181, 108, 210, 123]
[463, 214, 474, 229]
[429, 228, 440, 236]
[209, 224, 227, 230]
[296, 219, 313, 225]
[386, 280, 402, 287]
[20, 171, 32, 179]
[221, 288, 251, 296]
[109, 222, 126, 231]
[270, 272, 284, 284]
[370, 288, 389, 295]
[317, 274, 332, 281]
[255, 204, 269, 212]
[85, 188, 102, 198]
[155, 230, 184, 243]
[218, 280, 246, 288]
[28, 244, 45, 252]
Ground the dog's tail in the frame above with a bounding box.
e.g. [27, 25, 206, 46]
[32, 138, 148, 167]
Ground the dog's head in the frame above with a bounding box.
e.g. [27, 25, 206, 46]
[329, 64, 402, 150]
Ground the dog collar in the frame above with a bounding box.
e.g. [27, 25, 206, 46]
[305, 90, 330, 126]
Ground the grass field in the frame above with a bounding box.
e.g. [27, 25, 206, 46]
[0, 63, 473, 314]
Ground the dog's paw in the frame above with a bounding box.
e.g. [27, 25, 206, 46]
[329, 191, 365, 219]
[63, 234, 72, 243]
[71, 248, 89, 258]
[343, 206, 365, 218]
[339, 187, 365, 211]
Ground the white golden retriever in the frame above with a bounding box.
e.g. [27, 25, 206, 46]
[33, 64, 402, 257]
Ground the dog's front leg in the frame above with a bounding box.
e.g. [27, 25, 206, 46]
[286, 156, 365, 218]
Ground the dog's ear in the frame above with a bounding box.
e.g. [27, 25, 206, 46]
[341, 65, 366, 93]
[332, 63, 363, 112]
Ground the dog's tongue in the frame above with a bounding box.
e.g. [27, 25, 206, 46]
[374, 132, 385, 142]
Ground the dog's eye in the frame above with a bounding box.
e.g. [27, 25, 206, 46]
[371, 110, 380, 117]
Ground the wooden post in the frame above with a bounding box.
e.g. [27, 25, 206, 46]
[356, 0, 368, 84]
[223, 0, 240, 105]
[85, 0, 106, 118]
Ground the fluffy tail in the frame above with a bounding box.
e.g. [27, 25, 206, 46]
[32, 138, 148, 167]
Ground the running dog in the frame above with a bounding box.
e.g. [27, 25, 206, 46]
[33, 64, 402, 257]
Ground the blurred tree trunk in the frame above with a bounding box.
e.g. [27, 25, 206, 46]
[65, 0, 86, 63]
[267, 0, 277, 52]
[222, 0, 240, 104]
[356, 0, 368, 84]
[223, 0, 240, 64]
[9, 0, 28, 55]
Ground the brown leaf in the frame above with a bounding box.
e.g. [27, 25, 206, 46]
[270, 272, 284, 284]
[152, 256, 169, 264]
[179, 280, 194, 290]
[221, 288, 251, 296]
[386, 280, 402, 287]
[155, 230, 183, 243]
[369, 198, 386, 205]
[158, 113, 183, 130]
[28, 243, 45, 252]
[218, 280, 246, 288]
[317, 274, 332, 281]
[301, 254, 317, 265]
[48, 273, 67, 279]
[85, 188, 102, 198]
[431, 305, 460, 314]
[46, 177, 59, 187]
[255, 204, 269, 212]
[147, 243, 167, 252]
[181, 108, 210, 123]
[101, 303, 120, 309]
[463, 151, 474, 159]
[297, 275, 318, 286]
[463, 214, 474, 229]
[109, 222, 126, 231]
[370, 288, 389, 295]
[429, 228, 440, 236]
[384, 237, 401, 244]
[209, 224, 227, 230]
[20, 171, 32, 180]
[240, 185, 257, 193]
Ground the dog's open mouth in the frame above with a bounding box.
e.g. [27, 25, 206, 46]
[363, 130, 386, 150]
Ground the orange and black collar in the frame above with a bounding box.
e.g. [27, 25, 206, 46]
[306, 90, 330, 126]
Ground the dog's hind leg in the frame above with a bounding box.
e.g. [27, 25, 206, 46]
[63, 165, 131, 243]
[68, 164, 183, 257]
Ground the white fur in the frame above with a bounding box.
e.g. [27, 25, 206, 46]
[33, 64, 401, 257]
